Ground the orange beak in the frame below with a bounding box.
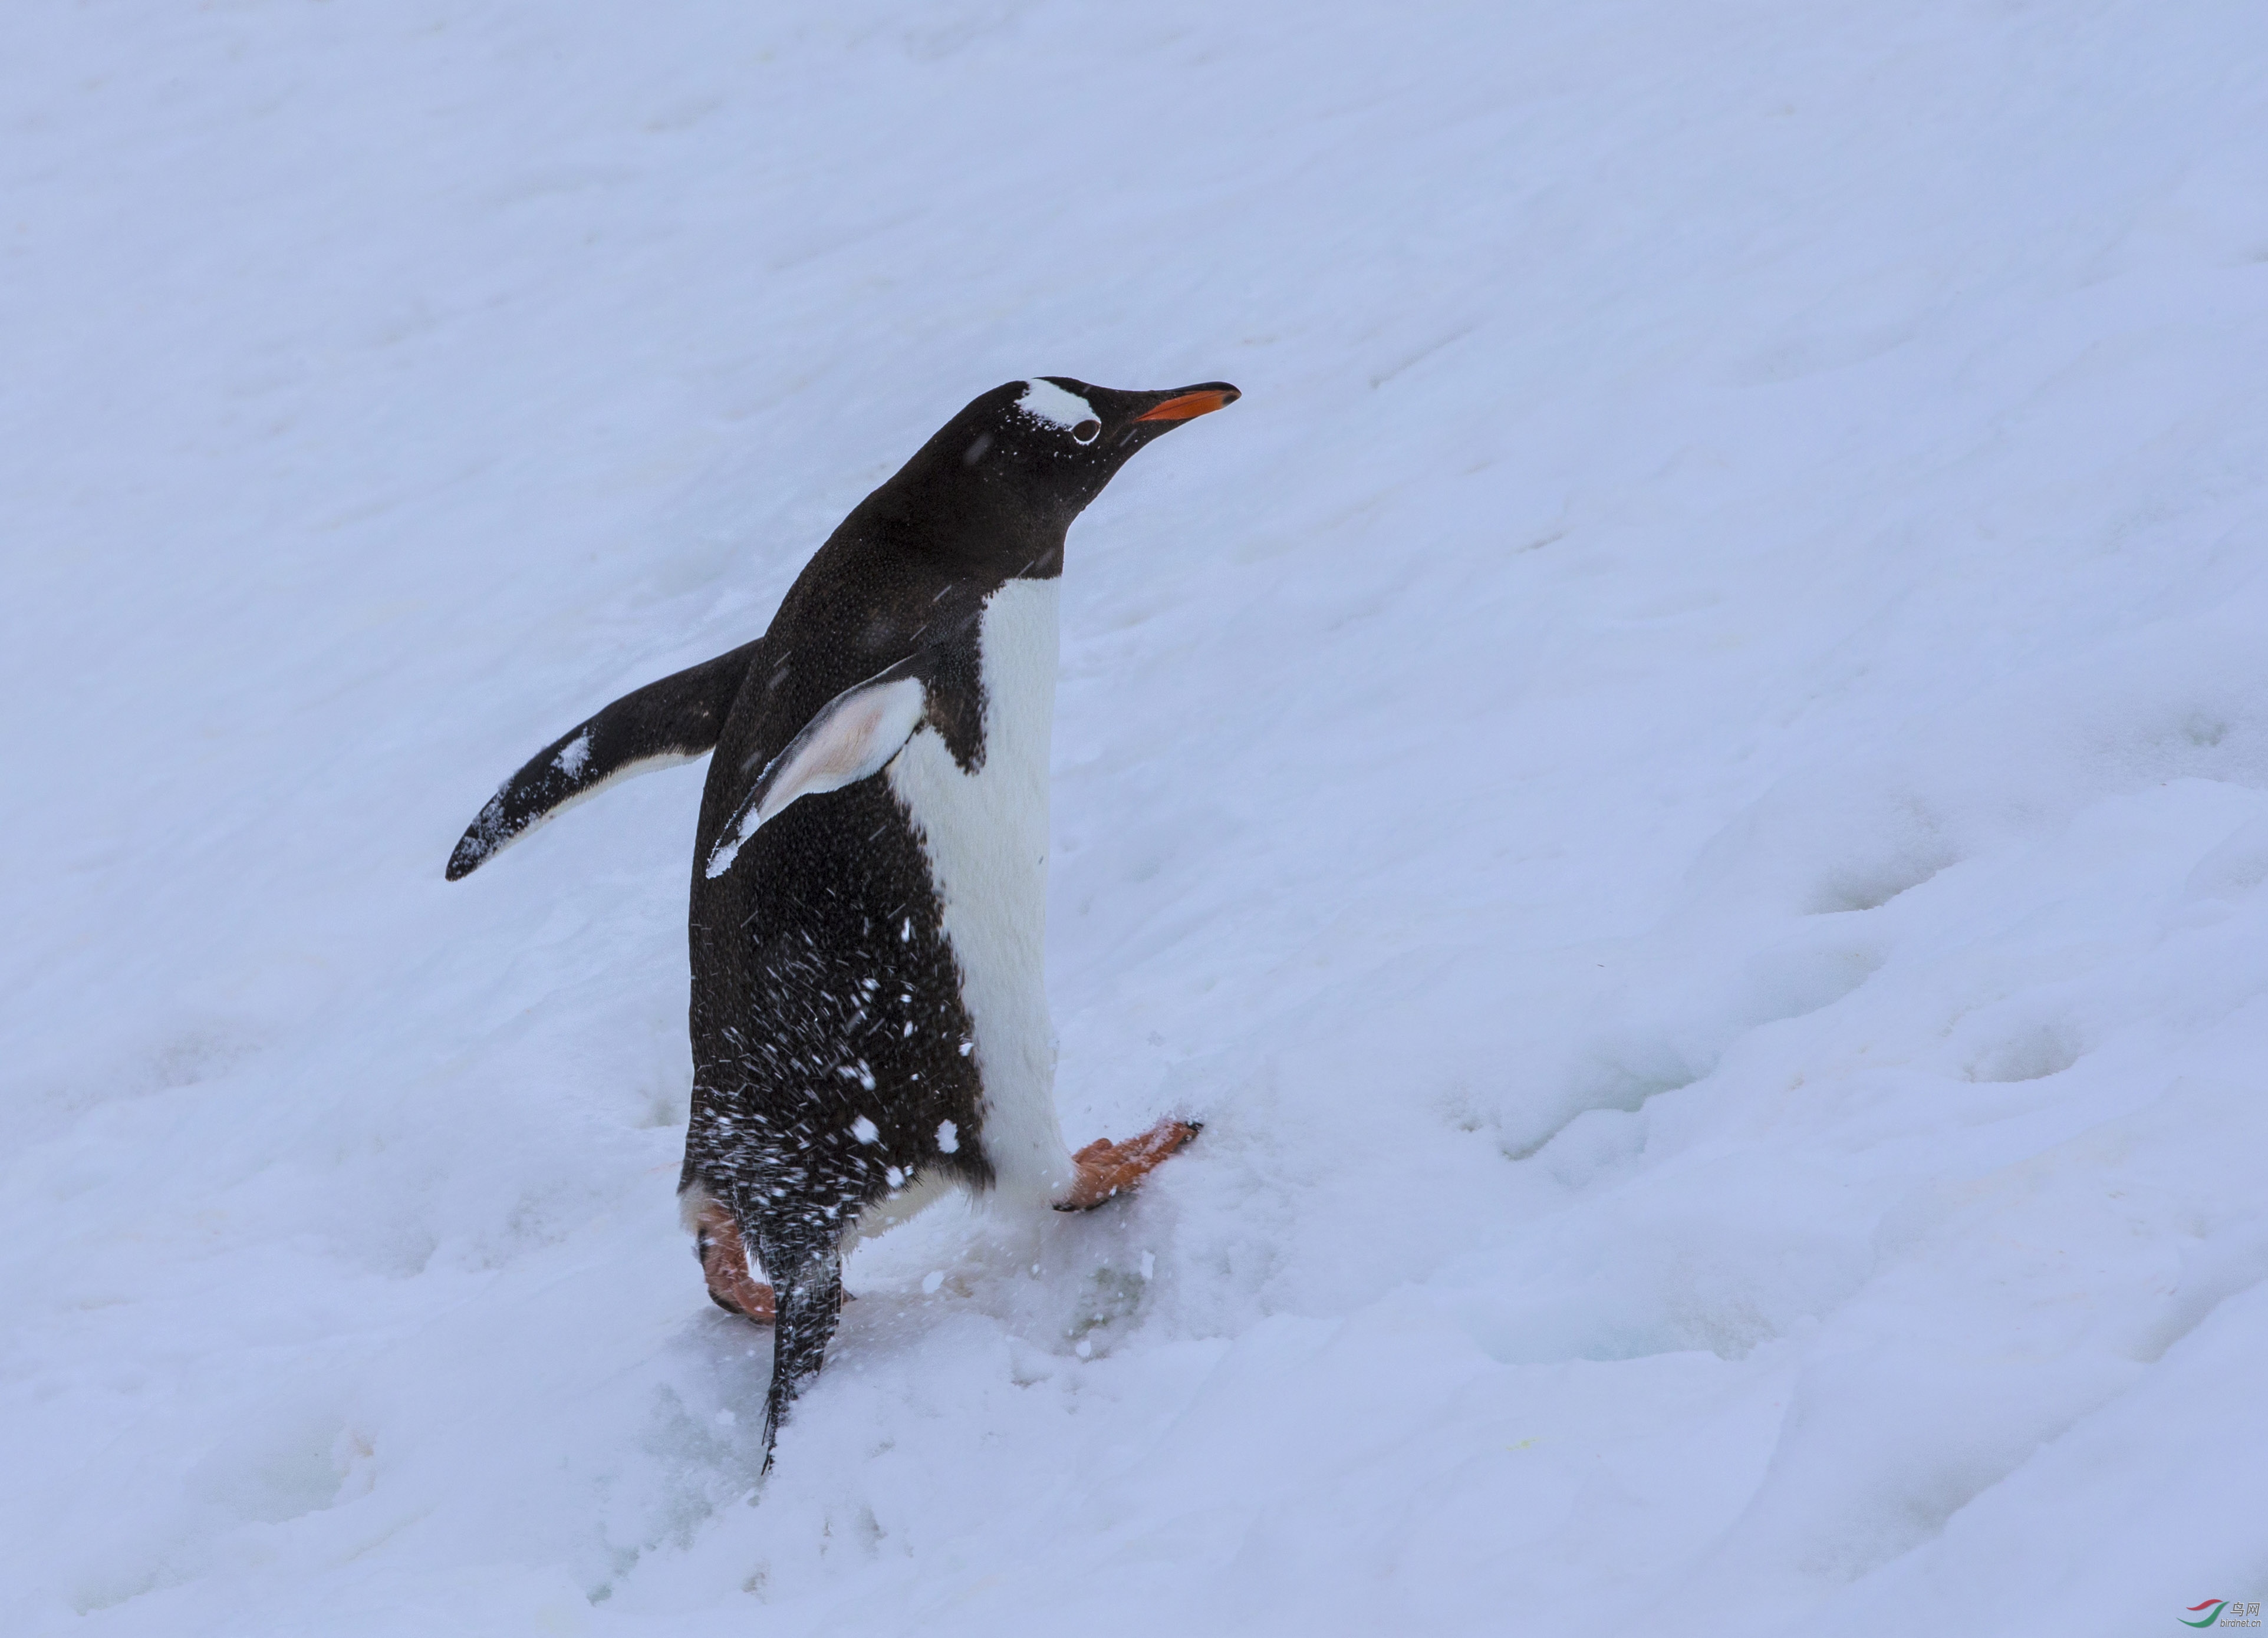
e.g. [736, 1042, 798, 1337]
[1134, 388, 1240, 423]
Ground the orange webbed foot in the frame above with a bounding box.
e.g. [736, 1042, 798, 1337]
[1052, 1118, 1202, 1212]
[694, 1202, 776, 1323]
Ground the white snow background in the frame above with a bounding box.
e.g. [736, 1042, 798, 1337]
[5, 1, 2267, 1633]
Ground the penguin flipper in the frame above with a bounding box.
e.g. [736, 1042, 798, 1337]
[703, 659, 931, 879]
[446, 640, 761, 881]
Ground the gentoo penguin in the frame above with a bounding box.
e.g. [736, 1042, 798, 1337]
[447, 377, 1238, 1465]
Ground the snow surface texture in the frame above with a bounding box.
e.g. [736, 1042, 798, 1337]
[5, 2, 2267, 1633]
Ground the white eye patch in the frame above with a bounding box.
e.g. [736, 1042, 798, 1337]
[1016, 378, 1097, 432]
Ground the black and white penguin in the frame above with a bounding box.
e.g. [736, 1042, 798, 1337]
[447, 377, 1239, 1464]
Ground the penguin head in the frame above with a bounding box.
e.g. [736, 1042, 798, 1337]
[965, 376, 1242, 516]
[874, 375, 1240, 568]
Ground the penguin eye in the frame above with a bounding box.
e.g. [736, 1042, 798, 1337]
[1071, 418, 1101, 445]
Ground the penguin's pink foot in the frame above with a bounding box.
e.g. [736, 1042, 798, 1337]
[694, 1202, 776, 1323]
[1053, 1118, 1202, 1212]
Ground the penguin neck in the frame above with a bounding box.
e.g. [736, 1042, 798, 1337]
[854, 449, 1073, 581]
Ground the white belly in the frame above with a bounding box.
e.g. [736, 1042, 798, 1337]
[886, 576, 1071, 1203]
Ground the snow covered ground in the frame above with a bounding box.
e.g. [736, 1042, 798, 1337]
[6, 1, 2268, 1631]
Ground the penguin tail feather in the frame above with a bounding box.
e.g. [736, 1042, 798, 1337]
[759, 1247, 846, 1474]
